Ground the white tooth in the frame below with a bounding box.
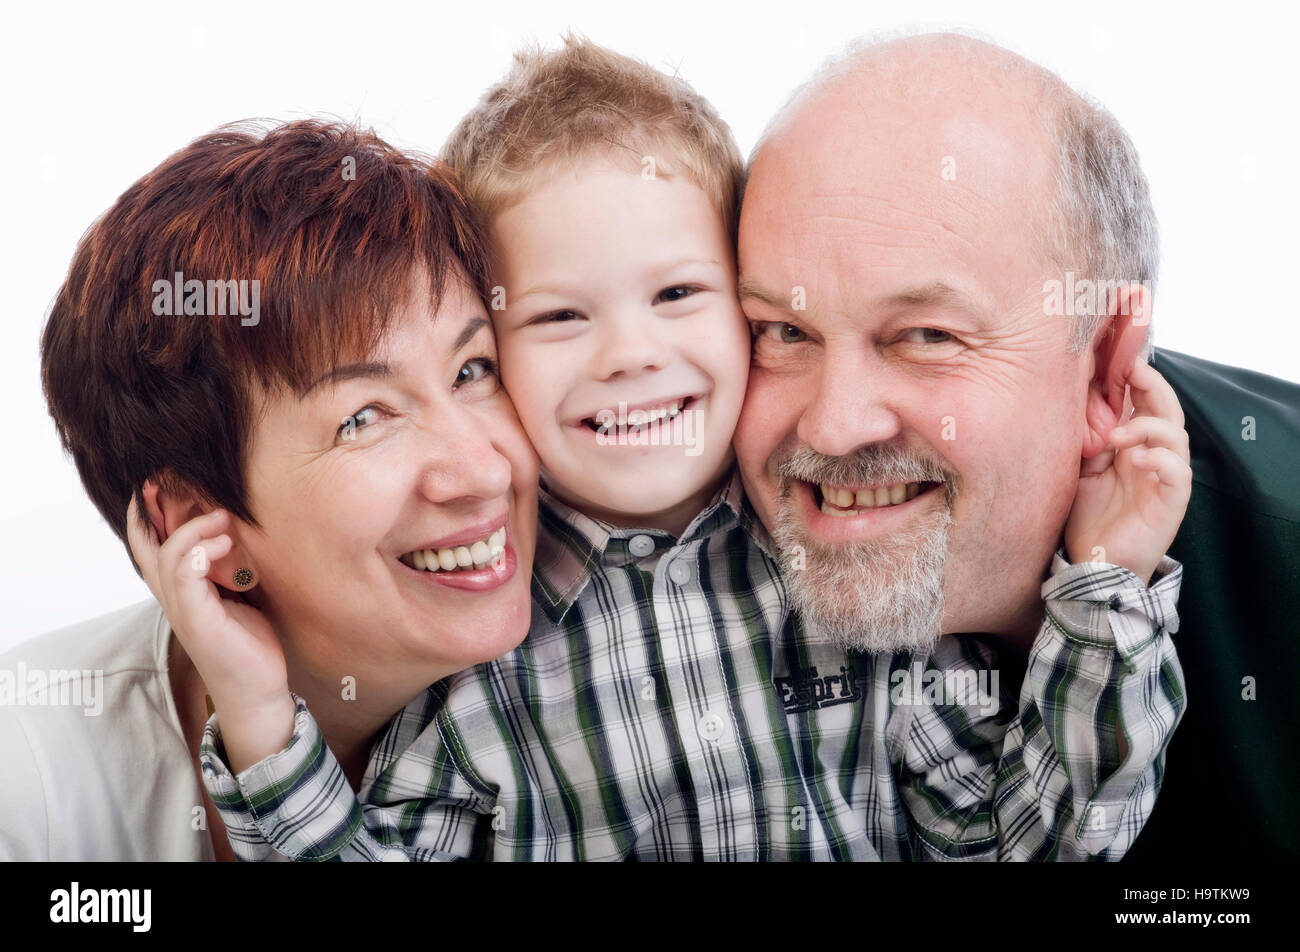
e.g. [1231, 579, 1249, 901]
[438, 548, 458, 571]
[833, 488, 849, 508]
[855, 488, 874, 507]
[906, 482, 920, 500]
[411, 549, 427, 571]
[454, 546, 472, 568]
[470, 541, 491, 565]
[889, 483, 907, 505]
[874, 486, 890, 507]
[491, 528, 505, 548]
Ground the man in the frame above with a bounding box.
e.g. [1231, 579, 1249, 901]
[735, 32, 1300, 860]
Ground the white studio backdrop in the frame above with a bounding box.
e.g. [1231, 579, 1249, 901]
[2, 0, 1296, 649]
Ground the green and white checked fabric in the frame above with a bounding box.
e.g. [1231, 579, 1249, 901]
[201, 470, 1185, 861]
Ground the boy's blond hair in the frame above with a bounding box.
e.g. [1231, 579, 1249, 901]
[443, 34, 745, 237]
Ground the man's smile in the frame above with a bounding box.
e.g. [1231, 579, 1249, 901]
[788, 477, 947, 543]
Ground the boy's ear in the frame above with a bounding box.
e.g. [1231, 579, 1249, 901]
[1082, 283, 1152, 459]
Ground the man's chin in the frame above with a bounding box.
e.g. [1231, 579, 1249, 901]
[771, 508, 951, 655]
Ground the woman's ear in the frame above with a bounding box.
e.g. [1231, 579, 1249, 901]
[141, 476, 199, 543]
[140, 477, 259, 594]
[1082, 283, 1152, 459]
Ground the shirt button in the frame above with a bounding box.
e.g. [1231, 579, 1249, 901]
[629, 534, 655, 557]
[668, 561, 693, 586]
[698, 711, 727, 743]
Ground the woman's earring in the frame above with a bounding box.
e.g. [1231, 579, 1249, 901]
[233, 567, 254, 588]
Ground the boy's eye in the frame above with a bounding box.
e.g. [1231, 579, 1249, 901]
[454, 356, 499, 390]
[753, 321, 808, 344]
[654, 286, 697, 305]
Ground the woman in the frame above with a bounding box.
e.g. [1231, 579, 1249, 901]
[0, 120, 538, 860]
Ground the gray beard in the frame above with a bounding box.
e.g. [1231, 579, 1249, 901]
[769, 444, 956, 654]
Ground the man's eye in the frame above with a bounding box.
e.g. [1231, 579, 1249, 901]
[654, 286, 697, 305]
[753, 321, 808, 344]
[904, 328, 954, 345]
[454, 356, 499, 390]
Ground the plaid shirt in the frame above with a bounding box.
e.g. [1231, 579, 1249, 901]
[201, 470, 1185, 861]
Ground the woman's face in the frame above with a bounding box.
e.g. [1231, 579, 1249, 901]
[235, 275, 539, 681]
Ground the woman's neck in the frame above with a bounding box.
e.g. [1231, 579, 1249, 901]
[277, 642, 454, 791]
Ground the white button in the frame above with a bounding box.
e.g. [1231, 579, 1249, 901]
[698, 712, 727, 743]
[668, 561, 693, 585]
[629, 534, 655, 557]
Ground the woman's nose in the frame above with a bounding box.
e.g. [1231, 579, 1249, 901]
[417, 407, 513, 504]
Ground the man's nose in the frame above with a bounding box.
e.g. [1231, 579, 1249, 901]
[796, 347, 902, 457]
[417, 404, 512, 505]
[589, 309, 672, 381]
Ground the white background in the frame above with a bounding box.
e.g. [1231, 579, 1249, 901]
[2, 0, 1296, 650]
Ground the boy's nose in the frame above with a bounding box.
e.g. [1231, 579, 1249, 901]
[589, 316, 673, 380]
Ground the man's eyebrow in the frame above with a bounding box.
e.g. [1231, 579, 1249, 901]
[452, 315, 488, 353]
[876, 282, 972, 309]
[303, 362, 393, 395]
[736, 278, 791, 311]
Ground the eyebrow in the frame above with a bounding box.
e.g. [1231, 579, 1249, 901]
[736, 278, 791, 311]
[302, 316, 490, 395]
[303, 362, 393, 395]
[739, 278, 983, 317]
[451, 316, 488, 353]
[875, 282, 972, 310]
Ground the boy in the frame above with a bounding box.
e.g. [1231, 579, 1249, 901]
[178, 37, 1187, 860]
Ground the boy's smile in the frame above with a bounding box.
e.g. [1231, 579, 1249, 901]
[490, 153, 750, 534]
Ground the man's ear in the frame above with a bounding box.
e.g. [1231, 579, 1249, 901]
[1082, 283, 1152, 459]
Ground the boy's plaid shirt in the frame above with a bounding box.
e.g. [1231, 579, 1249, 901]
[201, 470, 1186, 861]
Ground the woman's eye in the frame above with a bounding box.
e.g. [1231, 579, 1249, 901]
[753, 321, 808, 345]
[339, 405, 382, 439]
[540, 310, 581, 324]
[654, 286, 696, 305]
[454, 356, 499, 390]
[903, 327, 954, 345]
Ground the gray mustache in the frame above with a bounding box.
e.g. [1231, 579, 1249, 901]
[776, 443, 955, 493]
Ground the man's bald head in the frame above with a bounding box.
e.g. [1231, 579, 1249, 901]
[748, 32, 1157, 352]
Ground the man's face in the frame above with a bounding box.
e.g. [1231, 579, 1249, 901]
[735, 90, 1091, 647]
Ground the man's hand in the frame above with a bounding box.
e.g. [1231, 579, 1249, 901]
[127, 498, 295, 771]
[1065, 359, 1193, 585]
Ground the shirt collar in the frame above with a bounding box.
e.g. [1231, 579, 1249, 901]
[530, 467, 749, 624]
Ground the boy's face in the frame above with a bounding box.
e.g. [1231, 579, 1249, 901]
[489, 154, 750, 532]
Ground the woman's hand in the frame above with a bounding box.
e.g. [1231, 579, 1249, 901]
[127, 499, 295, 770]
[1065, 359, 1193, 585]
